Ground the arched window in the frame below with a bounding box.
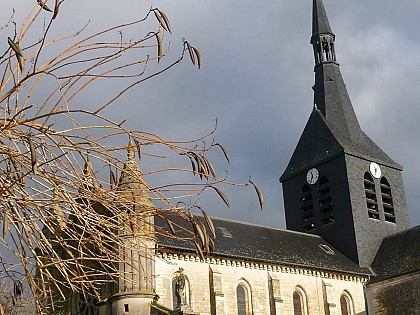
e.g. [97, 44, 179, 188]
[381, 177, 396, 223]
[293, 287, 307, 315]
[318, 177, 334, 225]
[364, 173, 379, 220]
[236, 280, 252, 315]
[340, 291, 354, 315]
[300, 185, 315, 231]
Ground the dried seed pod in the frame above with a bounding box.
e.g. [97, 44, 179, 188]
[28, 137, 38, 175]
[193, 240, 205, 261]
[201, 208, 216, 238]
[8, 37, 23, 57]
[192, 217, 206, 249]
[250, 180, 264, 209]
[8, 37, 24, 72]
[153, 9, 171, 33]
[192, 47, 202, 69]
[158, 10, 172, 34]
[209, 238, 215, 252]
[186, 42, 195, 65]
[214, 143, 230, 163]
[206, 186, 230, 208]
[109, 168, 116, 189]
[155, 34, 162, 63]
[52, 0, 60, 19]
[17, 55, 24, 72]
[2, 212, 8, 239]
[190, 152, 207, 179]
[153, 10, 167, 31]
[202, 156, 216, 178]
[188, 155, 196, 175]
[37, 0, 53, 12]
[197, 219, 210, 254]
[134, 139, 142, 161]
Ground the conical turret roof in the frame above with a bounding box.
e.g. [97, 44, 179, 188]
[116, 141, 154, 211]
[312, 0, 334, 39]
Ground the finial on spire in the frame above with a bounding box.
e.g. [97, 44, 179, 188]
[127, 140, 135, 160]
[312, 0, 334, 39]
[80, 152, 96, 191]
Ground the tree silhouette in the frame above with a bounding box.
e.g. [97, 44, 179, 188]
[0, 1, 263, 313]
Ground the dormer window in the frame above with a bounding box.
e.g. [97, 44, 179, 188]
[318, 177, 334, 225]
[364, 173, 379, 220]
[300, 185, 315, 231]
[380, 177, 396, 223]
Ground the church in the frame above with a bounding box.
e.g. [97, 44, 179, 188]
[44, 0, 420, 314]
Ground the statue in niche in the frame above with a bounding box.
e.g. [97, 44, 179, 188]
[175, 268, 187, 307]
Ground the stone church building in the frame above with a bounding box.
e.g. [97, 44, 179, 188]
[45, 0, 420, 314]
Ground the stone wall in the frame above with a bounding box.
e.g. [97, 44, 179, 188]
[155, 252, 367, 315]
[366, 272, 420, 315]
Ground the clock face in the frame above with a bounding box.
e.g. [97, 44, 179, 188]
[369, 162, 381, 179]
[306, 168, 319, 185]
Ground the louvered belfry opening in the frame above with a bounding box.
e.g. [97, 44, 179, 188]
[318, 176, 334, 225]
[312, 35, 337, 65]
[364, 173, 379, 220]
[300, 185, 315, 231]
[380, 177, 396, 223]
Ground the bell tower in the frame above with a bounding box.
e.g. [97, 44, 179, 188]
[280, 0, 410, 267]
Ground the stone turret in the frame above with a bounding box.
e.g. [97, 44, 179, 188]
[106, 141, 157, 315]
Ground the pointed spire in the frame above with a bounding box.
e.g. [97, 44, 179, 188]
[281, 0, 400, 181]
[116, 140, 155, 238]
[51, 185, 67, 230]
[311, 0, 337, 65]
[127, 140, 135, 161]
[310, 0, 359, 135]
[42, 185, 67, 238]
[312, 0, 334, 40]
[118, 140, 141, 189]
[117, 140, 153, 211]
[80, 153, 96, 192]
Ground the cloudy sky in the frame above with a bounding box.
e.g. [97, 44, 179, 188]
[3, 1, 420, 228]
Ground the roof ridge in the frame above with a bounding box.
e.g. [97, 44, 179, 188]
[383, 225, 420, 239]
[192, 214, 323, 239]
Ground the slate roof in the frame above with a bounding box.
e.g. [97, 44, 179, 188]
[370, 225, 420, 282]
[312, 0, 334, 39]
[156, 215, 370, 276]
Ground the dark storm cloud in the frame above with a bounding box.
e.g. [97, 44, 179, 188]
[2, 1, 419, 227]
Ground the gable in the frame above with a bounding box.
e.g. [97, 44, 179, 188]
[281, 109, 343, 181]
